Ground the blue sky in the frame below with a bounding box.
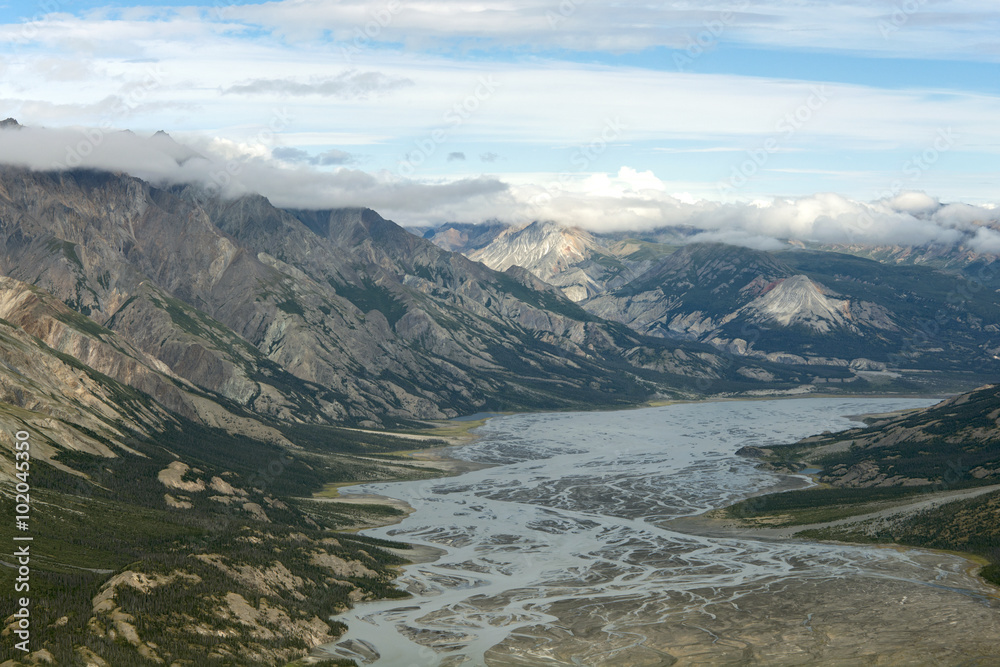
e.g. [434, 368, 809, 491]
[0, 0, 997, 236]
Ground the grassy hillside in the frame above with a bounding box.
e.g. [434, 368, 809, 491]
[0, 417, 449, 666]
[725, 385, 1000, 588]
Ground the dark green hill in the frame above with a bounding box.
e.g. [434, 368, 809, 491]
[729, 385, 1000, 587]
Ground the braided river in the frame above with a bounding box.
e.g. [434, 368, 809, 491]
[325, 398, 1000, 666]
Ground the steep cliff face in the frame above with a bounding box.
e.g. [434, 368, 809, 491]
[0, 170, 340, 423]
[0, 274, 301, 478]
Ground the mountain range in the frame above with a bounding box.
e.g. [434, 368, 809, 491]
[430, 219, 1000, 377]
[0, 155, 858, 488]
[0, 123, 998, 665]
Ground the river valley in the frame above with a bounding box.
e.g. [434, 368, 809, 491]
[325, 398, 1000, 666]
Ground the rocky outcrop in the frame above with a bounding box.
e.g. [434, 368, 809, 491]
[469, 221, 636, 301]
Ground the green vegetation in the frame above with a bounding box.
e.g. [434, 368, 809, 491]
[796, 489, 1000, 587]
[45, 237, 84, 269]
[0, 412, 447, 666]
[726, 485, 933, 525]
[724, 384, 1000, 588]
[52, 306, 114, 338]
[331, 277, 408, 326]
[276, 298, 306, 316]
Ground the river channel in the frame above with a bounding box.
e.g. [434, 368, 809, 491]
[325, 398, 1000, 666]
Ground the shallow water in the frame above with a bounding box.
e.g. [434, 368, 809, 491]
[324, 398, 1000, 666]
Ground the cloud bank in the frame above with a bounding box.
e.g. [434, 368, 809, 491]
[0, 124, 996, 254]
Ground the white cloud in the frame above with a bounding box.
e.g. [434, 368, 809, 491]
[502, 167, 998, 250]
[0, 2, 997, 249]
[222, 71, 414, 98]
[227, 0, 1000, 61]
[968, 227, 1000, 253]
[0, 124, 997, 254]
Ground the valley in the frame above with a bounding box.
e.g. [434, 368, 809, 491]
[323, 399, 1000, 666]
[0, 132, 996, 666]
[2, 1, 999, 664]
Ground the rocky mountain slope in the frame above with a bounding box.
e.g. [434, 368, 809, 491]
[422, 220, 509, 253]
[467, 221, 627, 301]
[0, 166, 786, 435]
[0, 159, 841, 665]
[767, 384, 1000, 489]
[436, 221, 1000, 373]
[584, 243, 914, 366]
[462, 220, 677, 302]
[0, 123, 994, 664]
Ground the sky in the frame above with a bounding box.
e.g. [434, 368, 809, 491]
[0, 0, 998, 246]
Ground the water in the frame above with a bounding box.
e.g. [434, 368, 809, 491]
[323, 398, 1000, 666]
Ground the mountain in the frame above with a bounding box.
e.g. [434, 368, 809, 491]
[0, 125, 994, 663]
[0, 164, 836, 455]
[146, 130, 204, 165]
[0, 160, 852, 665]
[467, 220, 651, 301]
[774, 384, 1000, 489]
[438, 223, 1000, 374]
[0, 167, 730, 433]
[812, 240, 996, 270]
[584, 243, 915, 366]
[422, 220, 510, 253]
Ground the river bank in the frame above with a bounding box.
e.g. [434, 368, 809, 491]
[303, 397, 1000, 666]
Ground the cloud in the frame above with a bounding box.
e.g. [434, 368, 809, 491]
[271, 146, 310, 162]
[0, 124, 997, 254]
[226, 0, 1000, 61]
[888, 192, 940, 216]
[480, 152, 498, 162]
[504, 167, 999, 251]
[968, 227, 1000, 254]
[447, 152, 466, 162]
[272, 146, 356, 165]
[0, 122, 510, 221]
[223, 71, 413, 98]
[316, 148, 354, 165]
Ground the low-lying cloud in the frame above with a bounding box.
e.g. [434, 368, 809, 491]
[0, 124, 996, 254]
